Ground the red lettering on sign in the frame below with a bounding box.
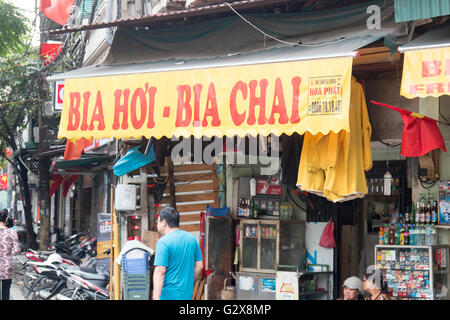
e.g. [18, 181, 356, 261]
[176, 85, 192, 127]
[230, 81, 247, 126]
[409, 84, 424, 95]
[193, 84, 203, 127]
[290, 77, 301, 124]
[426, 83, 445, 94]
[89, 91, 105, 131]
[130, 87, 147, 129]
[147, 86, 157, 129]
[113, 89, 130, 130]
[248, 79, 268, 125]
[80, 91, 90, 131]
[446, 59, 450, 76]
[422, 61, 441, 77]
[268, 78, 289, 125]
[202, 83, 221, 127]
[67, 92, 81, 131]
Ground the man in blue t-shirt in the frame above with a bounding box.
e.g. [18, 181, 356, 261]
[152, 207, 203, 300]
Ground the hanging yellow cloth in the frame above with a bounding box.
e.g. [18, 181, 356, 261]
[296, 77, 372, 202]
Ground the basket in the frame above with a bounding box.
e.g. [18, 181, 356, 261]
[121, 254, 149, 274]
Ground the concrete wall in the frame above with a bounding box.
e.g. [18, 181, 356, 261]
[365, 76, 419, 141]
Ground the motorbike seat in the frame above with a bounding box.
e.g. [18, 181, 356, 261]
[80, 266, 97, 274]
[71, 269, 108, 281]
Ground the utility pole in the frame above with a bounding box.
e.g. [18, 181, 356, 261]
[38, 7, 51, 250]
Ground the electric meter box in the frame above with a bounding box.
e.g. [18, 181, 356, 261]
[115, 184, 137, 211]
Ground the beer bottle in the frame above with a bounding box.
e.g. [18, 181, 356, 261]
[420, 202, 425, 223]
[425, 202, 431, 224]
[405, 206, 410, 224]
[431, 201, 438, 225]
[415, 201, 421, 224]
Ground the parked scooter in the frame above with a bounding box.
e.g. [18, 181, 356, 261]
[21, 237, 97, 290]
[24, 254, 79, 300]
[57, 264, 110, 300]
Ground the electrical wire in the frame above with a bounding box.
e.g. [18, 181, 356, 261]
[224, 2, 351, 48]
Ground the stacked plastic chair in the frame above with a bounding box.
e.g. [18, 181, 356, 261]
[121, 251, 150, 300]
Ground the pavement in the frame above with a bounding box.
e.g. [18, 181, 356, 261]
[10, 281, 26, 300]
[9, 282, 24, 300]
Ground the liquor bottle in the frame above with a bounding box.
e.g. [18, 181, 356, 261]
[415, 201, 421, 224]
[431, 201, 438, 225]
[249, 199, 255, 218]
[411, 203, 416, 226]
[420, 202, 425, 224]
[425, 202, 431, 224]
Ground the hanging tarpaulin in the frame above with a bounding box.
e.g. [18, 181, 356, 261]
[57, 56, 353, 140]
[400, 46, 450, 99]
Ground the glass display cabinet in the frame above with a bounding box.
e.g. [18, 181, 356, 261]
[375, 245, 449, 300]
[240, 219, 279, 273]
[239, 219, 306, 273]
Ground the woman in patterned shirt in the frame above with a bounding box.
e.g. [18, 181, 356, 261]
[0, 209, 21, 300]
[362, 268, 391, 300]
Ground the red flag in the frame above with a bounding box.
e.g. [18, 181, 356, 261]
[371, 101, 447, 157]
[0, 173, 7, 190]
[63, 175, 79, 197]
[39, 0, 75, 26]
[39, 43, 62, 66]
[49, 174, 64, 197]
[64, 137, 94, 160]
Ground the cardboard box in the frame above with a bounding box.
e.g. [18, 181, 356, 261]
[143, 231, 160, 251]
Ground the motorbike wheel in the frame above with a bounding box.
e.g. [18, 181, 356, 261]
[22, 272, 36, 290]
[59, 288, 90, 300]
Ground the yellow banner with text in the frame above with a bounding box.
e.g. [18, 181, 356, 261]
[58, 57, 353, 140]
[400, 47, 450, 99]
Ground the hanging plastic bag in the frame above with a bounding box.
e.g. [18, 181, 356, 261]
[319, 220, 336, 248]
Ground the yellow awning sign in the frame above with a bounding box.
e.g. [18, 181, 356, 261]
[58, 56, 353, 140]
[400, 47, 450, 99]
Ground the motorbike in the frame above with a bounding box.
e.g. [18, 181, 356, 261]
[57, 265, 110, 300]
[24, 254, 79, 300]
[21, 237, 97, 291]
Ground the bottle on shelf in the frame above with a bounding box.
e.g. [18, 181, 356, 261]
[425, 202, 431, 224]
[404, 225, 409, 245]
[383, 224, 390, 245]
[389, 225, 395, 245]
[411, 203, 416, 225]
[378, 227, 384, 245]
[420, 202, 426, 224]
[399, 225, 405, 245]
[415, 201, 421, 224]
[394, 225, 400, 245]
[431, 225, 437, 245]
[409, 224, 415, 245]
[431, 201, 438, 225]
[405, 206, 410, 224]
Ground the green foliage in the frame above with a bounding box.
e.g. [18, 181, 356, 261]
[0, 0, 30, 56]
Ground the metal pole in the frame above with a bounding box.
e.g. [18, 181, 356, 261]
[109, 184, 114, 300]
[113, 195, 120, 300]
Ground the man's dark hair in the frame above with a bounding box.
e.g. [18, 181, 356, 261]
[159, 207, 180, 228]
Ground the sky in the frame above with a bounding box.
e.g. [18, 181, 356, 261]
[7, 0, 40, 45]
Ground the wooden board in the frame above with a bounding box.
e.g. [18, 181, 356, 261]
[158, 163, 219, 234]
[180, 224, 201, 232]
